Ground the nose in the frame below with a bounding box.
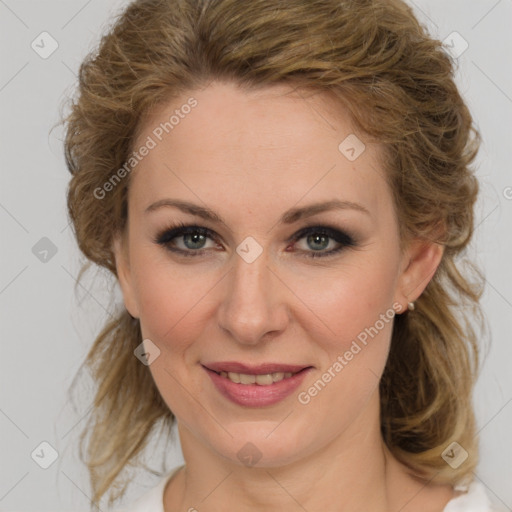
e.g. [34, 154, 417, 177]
[216, 248, 290, 346]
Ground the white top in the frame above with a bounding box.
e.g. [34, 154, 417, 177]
[115, 465, 494, 512]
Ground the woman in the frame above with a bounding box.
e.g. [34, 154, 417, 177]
[63, 0, 493, 510]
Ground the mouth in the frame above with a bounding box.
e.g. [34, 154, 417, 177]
[202, 362, 313, 407]
[210, 369, 305, 385]
[202, 362, 312, 386]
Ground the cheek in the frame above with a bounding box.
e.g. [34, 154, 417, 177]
[291, 255, 398, 436]
[131, 251, 217, 350]
[297, 249, 400, 350]
[130, 229, 401, 355]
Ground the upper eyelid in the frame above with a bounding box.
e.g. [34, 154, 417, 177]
[156, 223, 356, 246]
[159, 222, 347, 236]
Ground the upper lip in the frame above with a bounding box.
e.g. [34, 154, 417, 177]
[202, 362, 311, 375]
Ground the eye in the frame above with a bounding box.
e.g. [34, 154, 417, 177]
[154, 222, 219, 256]
[287, 225, 356, 259]
[154, 222, 356, 259]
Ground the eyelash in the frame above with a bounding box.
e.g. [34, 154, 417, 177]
[154, 221, 356, 259]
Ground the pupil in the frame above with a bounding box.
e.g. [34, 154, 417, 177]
[185, 233, 205, 249]
[308, 234, 328, 251]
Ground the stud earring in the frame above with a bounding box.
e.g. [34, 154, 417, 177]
[408, 302, 415, 311]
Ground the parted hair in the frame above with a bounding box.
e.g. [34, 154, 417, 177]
[63, 0, 485, 507]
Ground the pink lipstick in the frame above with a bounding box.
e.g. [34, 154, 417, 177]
[202, 361, 312, 407]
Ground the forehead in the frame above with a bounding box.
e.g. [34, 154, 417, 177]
[128, 81, 390, 219]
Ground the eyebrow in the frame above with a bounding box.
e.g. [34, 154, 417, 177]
[145, 198, 370, 225]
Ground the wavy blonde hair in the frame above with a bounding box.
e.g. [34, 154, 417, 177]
[63, 0, 486, 507]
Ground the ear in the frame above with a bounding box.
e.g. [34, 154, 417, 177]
[394, 238, 444, 313]
[112, 231, 140, 319]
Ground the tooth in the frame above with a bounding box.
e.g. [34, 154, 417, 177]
[228, 372, 241, 383]
[272, 372, 285, 382]
[239, 373, 257, 384]
[218, 370, 299, 385]
[256, 374, 274, 385]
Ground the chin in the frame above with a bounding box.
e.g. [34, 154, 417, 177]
[206, 422, 318, 469]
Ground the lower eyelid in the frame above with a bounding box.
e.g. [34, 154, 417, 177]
[167, 236, 219, 254]
[156, 225, 356, 257]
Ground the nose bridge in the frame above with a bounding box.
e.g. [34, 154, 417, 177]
[217, 244, 287, 344]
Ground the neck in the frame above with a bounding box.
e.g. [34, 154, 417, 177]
[164, 391, 426, 512]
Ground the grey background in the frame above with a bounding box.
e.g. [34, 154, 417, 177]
[0, 0, 511, 510]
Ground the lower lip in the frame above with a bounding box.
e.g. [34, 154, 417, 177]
[203, 366, 312, 407]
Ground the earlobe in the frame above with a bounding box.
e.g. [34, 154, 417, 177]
[394, 239, 444, 311]
[112, 232, 140, 319]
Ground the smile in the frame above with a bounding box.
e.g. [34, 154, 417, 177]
[214, 370, 300, 385]
[202, 363, 313, 407]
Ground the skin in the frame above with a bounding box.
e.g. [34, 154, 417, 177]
[113, 80, 457, 511]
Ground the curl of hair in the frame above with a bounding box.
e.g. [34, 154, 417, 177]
[63, 0, 485, 507]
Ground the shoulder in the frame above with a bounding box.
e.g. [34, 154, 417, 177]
[442, 480, 495, 511]
[113, 465, 183, 512]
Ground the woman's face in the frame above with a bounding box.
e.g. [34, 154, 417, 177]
[114, 80, 440, 468]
